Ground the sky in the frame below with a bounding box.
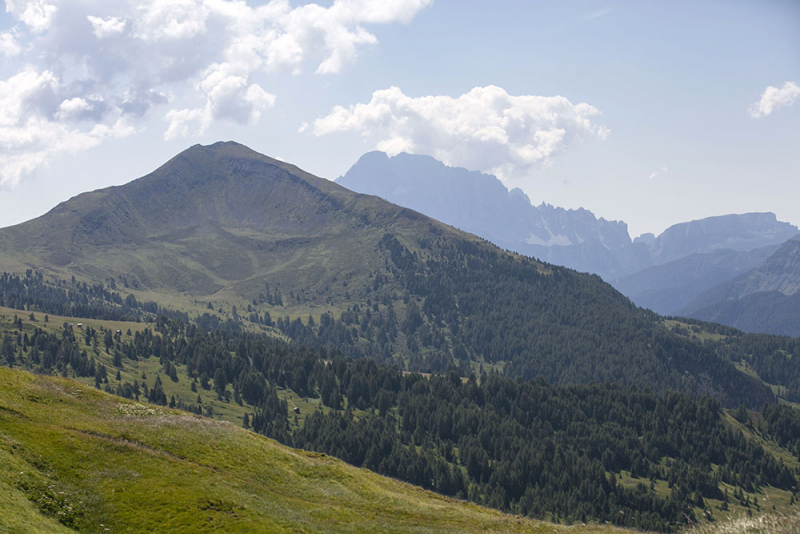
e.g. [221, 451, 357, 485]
[0, 0, 798, 238]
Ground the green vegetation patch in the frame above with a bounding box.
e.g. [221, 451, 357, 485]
[0, 366, 624, 533]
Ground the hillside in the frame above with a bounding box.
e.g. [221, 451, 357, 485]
[0, 142, 460, 301]
[0, 366, 623, 533]
[611, 246, 778, 315]
[686, 291, 800, 337]
[3, 317, 800, 531]
[681, 237, 800, 335]
[0, 143, 782, 406]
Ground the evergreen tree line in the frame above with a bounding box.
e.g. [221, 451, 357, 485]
[3, 317, 798, 532]
[3, 238, 798, 412]
[0, 270, 187, 323]
[264, 233, 781, 408]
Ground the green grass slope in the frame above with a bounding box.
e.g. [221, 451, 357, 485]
[0, 366, 625, 533]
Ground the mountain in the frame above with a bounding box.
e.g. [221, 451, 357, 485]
[680, 236, 800, 335]
[648, 213, 799, 266]
[0, 142, 454, 300]
[338, 151, 641, 280]
[611, 245, 779, 315]
[338, 152, 799, 290]
[0, 142, 779, 406]
[0, 366, 579, 534]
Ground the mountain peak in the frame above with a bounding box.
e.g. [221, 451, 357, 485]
[338, 151, 639, 279]
[174, 141, 281, 166]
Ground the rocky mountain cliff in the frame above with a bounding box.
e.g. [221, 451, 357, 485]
[339, 151, 640, 279]
[649, 213, 798, 265]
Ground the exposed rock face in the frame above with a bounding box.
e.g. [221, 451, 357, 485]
[649, 213, 799, 266]
[339, 151, 636, 279]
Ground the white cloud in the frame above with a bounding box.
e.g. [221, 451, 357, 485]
[647, 166, 668, 180]
[55, 97, 93, 120]
[164, 62, 277, 139]
[4, 0, 58, 33]
[749, 81, 800, 118]
[87, 15, 127, 38]
[0, 69, 135, 185]
[134, 0, 210, 41]
[0, 0, 430, 181]
[0, 116, 135, 185]
[0, 31, 22, 56]
[163, 108, 204, 141]
[583, 7, 612, 20]
[309, 85, 609, 180]
[0, 68, 59, 128]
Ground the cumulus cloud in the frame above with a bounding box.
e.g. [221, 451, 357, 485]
[749, 82, 800, 118]
[133, 0, 210, 41]
[309, 85, 609, 180]
[0, 31, 22, 56]
[87, 15, 126, 38]
[0, 68, 135, 184]
[164, 67, 277, 140]
[0, 0, 430, 184]
[4, 0, 58, 33]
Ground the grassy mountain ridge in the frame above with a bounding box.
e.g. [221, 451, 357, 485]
[0, 141, 463, 299]
[1, 365, 622, 533]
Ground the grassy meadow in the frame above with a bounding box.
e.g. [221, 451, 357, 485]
[0, 366, 631, 533]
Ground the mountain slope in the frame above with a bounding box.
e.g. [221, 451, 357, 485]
[611, 245, 779, 315]
[681, 237, 800, 335]
[0, 142, 778, 406]
[3, 310, 799, 532]
[0, 142, 469, 301]
[1, 366, 603, 533]
[685, 290, 800, 336]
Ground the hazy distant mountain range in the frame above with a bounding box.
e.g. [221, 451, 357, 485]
[678, 237, 800, 336]
[338, 152, 799, 332]
[611, 245, 780, 315]
[338, 151, 642, 280]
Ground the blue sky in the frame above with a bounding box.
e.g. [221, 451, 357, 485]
[0, 0, 798, 237]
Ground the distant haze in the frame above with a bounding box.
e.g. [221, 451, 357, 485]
[0, 1, 797, 239]
[338, 151, 799, 282]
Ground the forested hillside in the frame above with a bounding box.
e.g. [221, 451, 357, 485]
[2, 366, 598, 534]
[0, 143, 783, 407]
[0, 253, 776, 409]
[2, 288, 799, 532]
